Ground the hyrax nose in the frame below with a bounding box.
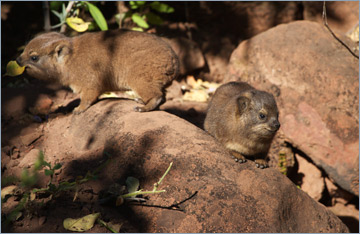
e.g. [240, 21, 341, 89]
[16, 57, 23, 66]
[273, 120, 280, 130]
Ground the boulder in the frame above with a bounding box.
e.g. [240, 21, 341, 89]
[31, 100, 348, 232]
[226, 20, 359, 196]
[163, 37, 206, 76]
[303, 1, 359, 34]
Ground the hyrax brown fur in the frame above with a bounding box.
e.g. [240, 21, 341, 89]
[16, 30, 179, 114]
[204, 82, 280, 169]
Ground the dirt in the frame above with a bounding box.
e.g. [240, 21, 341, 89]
[1, 1, 358, 233]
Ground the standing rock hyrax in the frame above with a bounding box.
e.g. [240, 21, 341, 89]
[16, 30, 179, 114]
[204, 82, 280, 168]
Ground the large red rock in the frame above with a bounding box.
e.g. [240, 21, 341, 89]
[10, 100, 346, 232]
[226, 20, 359, 195]
[303, 1, 359, 34]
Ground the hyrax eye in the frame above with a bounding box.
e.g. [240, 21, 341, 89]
[259, 113, 266, 120]
[30, 56, 39, 62]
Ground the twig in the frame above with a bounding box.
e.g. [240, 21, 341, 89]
[43, 2, 51, 32]
[322, 1, 359, 59]
[130, 191, 198, 212]
[60, 1, 76, 33]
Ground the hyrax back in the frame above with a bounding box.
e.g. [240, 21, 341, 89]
[204, 82, 280, 168]
[16, 30, 179, 113]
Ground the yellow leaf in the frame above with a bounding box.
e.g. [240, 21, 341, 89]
[183, 89, 209, 102]
[66, 17, 91, 32]
[5, 61, 25, 77]
[63, 213, 100, 232]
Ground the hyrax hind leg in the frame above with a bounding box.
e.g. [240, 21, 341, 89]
[133, 85, 164, 112]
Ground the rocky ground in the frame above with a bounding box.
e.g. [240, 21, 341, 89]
[1, 1, 359, 233]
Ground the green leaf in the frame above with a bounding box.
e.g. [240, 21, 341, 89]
[51, 9, 62, 19]
[53, 163, 62, 170]
[131, 13, 149, 29]
[20, 170, 38, 188]
[63, 213, 100, 232]
[43, 161, 51, 168]
[44, 169, 54, 176]
[125, 177, 139, 197]
[34, 151, 45, 171]
[150, 2, 174, 13]
[145, 12, 163, 25]
[129, 1, 146, 10]
[84, 2, 108, 31]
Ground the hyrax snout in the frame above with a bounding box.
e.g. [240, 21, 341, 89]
[16, 30, 179, 114]
[204, 82, 280, 168]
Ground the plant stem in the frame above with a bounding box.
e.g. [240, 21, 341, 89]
[97, 219, 118, 233]
[60, 1, 75, 33]
[121, 189, 166, 199]
[153, 162, 173, 192]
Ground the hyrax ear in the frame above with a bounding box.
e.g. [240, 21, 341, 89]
[54, 40, 72, 63]
[236, 96, 250, 115]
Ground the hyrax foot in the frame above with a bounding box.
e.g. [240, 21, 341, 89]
[230, 151, 247, 163]
[134, 96, 163, 112]
[73, 104, 90, 115]
[255, 159, 268, 169]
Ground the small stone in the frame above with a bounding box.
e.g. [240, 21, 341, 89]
[19, 149, 41, 168]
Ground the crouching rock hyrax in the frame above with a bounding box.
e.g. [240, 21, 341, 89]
[16, 30, 179, 114]
[204, 82, 280, 169]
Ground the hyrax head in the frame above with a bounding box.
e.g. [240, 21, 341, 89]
[235, 89, 280, 140]
[16, 32, 73, 81]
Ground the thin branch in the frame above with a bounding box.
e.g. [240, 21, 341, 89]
[60, 1, 76, 33]
[322, 1, 359, 59]
[43, 2, 51, 32]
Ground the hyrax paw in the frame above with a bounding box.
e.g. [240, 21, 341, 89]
[255, 159, 268, 169]
[232, 155, 247, 163]
[72, 107, 85, 115]
[134, 106, 146, 112]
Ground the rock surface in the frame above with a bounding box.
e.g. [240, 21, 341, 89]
[21, 100, 348, 232]
[226, 20, 359, 196]
[295, 154, 324, 201]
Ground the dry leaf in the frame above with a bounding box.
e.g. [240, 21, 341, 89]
[1, 185, 18, 199]
[63, 213, 100, 232]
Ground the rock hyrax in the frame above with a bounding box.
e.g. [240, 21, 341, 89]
[204, 82, 280, 168]
[16, 30, 179, 114]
